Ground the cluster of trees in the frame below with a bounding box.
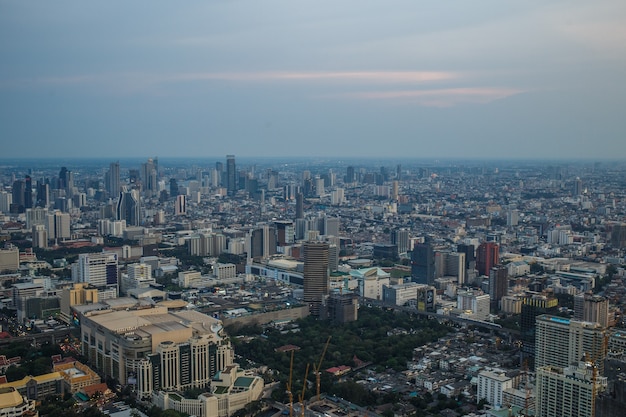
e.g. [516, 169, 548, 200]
[230, 306, 451, 407]
[3, 340, 62, 382]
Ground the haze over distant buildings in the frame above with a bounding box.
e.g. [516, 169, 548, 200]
[1, 1, 625, 160]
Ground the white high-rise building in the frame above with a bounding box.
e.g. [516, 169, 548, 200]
[536, 361, 607, 417]
[477, 369, 514, 408]
[535, 315, 607, 374]
[0, 191, 12, 213]
[46, 210, 70, 240]
[75, 252, 119, 296]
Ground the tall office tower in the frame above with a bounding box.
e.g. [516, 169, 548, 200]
[573, 177, 584, 196]
[411, 243, 436, 285]
[76, 252, 119, 296]
[274, 220, 294, 246]
[295, 218, 307, 240]
[535, 315, 607, 374]
[23, 175, 33, 210]
[324, 216, 340, 237]
[396, 164, 402, 180]
[507, 209, 519, 226]
[488, 265, 508, 312]
[46, 210, 71, 241]
[32, 225, 48, 249]
[247, 225, 276, 259]
[11, 179, 25, 213]
[174, 194, 187, 216]
[520, 295, 559, 367]
[0, 191, 12, 214]
[141, 158, 158, 197]
[391, 180, 399, 201]
[36, 179, 49, 208]
[315, 177, 325, 197]
[391, 229, 410, 255]
[476, 242, 499, 276]
[226, 155, 236, 195]
[440, 251, 466, 285]
[295, 192, 304, 219]
[574, 293, 609, 328]
[331, 188, 344, 205]
[58, 166, 74, 196]
[168, 178, 178, 197]
[215, 161, 224, 186]
[457, 243, 476, 270]
[117, 187, 142, 226]
[304, 241, 330, 316]
[26, 207, 48, 229]
[105, 161, 121, 198]
[608, 222, 626, 248]
[536, 361, 607, 417]
[345, 166, 355, 183]
[328, 242, 339, 272]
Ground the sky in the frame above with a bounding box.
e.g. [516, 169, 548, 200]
[1, 1, 625, 160]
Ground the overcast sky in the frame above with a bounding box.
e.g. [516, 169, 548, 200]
[1, 1, 624, 160]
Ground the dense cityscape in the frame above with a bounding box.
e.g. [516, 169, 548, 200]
[0, 156, 625, 417]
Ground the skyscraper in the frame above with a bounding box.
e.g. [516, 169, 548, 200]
[46, 210, 70, 241]
[574, 293, 610, 328]
[476, 242, 499, 276]
[391, 229, 410, 254]
[76, 252, 119, 296]
[303, 241, 329, 316]
[536, 361, 607, 417]
[141, 158, 158, 197]
[411, 243, 436, 285]
[535, 315, 607, 374]
[117, 187, 141, 226]
[488, 265, 508, 312]
[226, 155, 236, 195]
[295, 192, 304, 219]
[106, 161, 121, 198]
[175, 194, 187, 216]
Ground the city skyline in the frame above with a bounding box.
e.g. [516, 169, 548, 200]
[1, 1, 625, 160]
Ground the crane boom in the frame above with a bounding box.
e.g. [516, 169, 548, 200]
[314, 336, 332, 401]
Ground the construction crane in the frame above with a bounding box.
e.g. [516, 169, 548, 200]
[298, 363, 310, 417]
[286, 349, 295, 417]
[314, 336, 332, 402]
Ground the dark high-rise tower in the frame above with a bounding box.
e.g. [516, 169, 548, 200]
[411, 243, 435, 285]
[488, 265, 508, 312]
[116, 187, 141, 226]
[476, 242, 499, 276]
[226, 155, 236, 195]
[106, 162, 120, 198]
[23, 176, 33, 210]
[11, 179, 25, 213]
[295, 192, 304, 219]
[303, 241, 329, 316]
[346, 166, 355, 183]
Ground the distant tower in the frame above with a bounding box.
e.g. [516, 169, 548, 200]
[226, 155, 236, 195]
[346, 166, 355, 183]
[106, 162, 121, 198]
[476, 242, 499, 276]
[11, 179, 26, 213]
[295, 192, 304, 219]
[391, 229, 410, 255]
[117, 187, 141, 226]
[303, 241, 329, 316]
[141, 158, 158, 197]
[411, 243, 435, 285]
[175, 195, 187, 216]
[169, 178, 179, 197]
[535, 315, 607, 374]
[488, 265, 508, 313]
